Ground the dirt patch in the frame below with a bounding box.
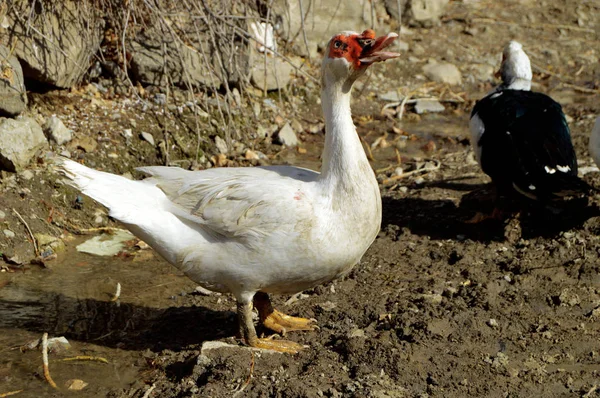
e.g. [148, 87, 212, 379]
[2, 0, 600, 397]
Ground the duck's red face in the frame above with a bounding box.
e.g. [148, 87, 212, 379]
[327, 30, 400, 69]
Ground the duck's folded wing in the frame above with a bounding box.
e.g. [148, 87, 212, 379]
[138, 166, 315, 240]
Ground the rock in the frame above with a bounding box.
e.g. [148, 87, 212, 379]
[214, 136, 228, 154]
[66, 379, 88, 391]
[19, 170, 34, 180]
[3, 229, 15, 238]
[43, 115, 73, 145]
[470, 64, 495, 82]
[140, 132, 155, 146]
[385, 0, 449, 27]
[245, 149, 260, 160]
[0, 45, 26, 116]
[76, 229, 136, 256]
[275, 123, 298, 146]
[70, 136, 97, 153]
[414, 99, 445, 114]
[378, 91, 404, 102]
[0, 210, 5, 220]
[0, 1, 104, 88]
[0, 117, 47, 172]
[250, 53, 294, 91]
[122, 129, 133, 139]
[422, 62, 462, 85]
[129, 7, 251, 88]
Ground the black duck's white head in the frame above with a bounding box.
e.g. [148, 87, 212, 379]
[496, 41, 532, 91]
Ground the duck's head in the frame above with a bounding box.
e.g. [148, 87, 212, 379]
[496, 40, 532, 90]
[321, 30, 400, 92]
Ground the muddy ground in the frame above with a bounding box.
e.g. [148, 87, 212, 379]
[2, 0, 600, 397]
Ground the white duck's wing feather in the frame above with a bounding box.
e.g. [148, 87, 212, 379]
[137, 166, 318, 241]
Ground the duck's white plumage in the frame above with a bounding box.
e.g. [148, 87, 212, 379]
[56, 29, 399, 352]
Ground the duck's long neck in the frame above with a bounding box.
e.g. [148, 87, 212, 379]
[500, 77, 531, 91]
[319, 80, 373, 188]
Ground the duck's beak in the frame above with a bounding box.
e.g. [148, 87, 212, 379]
[358, 32, 401, 64]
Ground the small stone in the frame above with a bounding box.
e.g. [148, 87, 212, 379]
[94, 215, 104, 225]
[59, 150, 71, 158]
[318, 301, 337, 311]
[140, 132, 155, 146]
[297, 147, 307, 154]
[34, 234, 59, 246]
[0, 210, 5, 220]
[415, 99, 445, 114]
[43, 115, 73, 145]
[307, 123, 324, 134]
[215, 136, 228, 154]
[194, 286, 214, 296]
[19, 170, 34, 180]
[421, 140, 437, 153]
[275, 123, 298, 146]
[378, 91, 404, 102]
[66, 379, 88, 391]
[3, 229, 15, 238]
[349, 328, 365, 338]
[245, 150, 259, 160]
[122, 129, 133, 139]
[107, 153, 119, 159]
[71, 136, 97, 153]
[290, 119, 304, 133]
[487, 318, 498, 328]
[422, 62, 462, 85]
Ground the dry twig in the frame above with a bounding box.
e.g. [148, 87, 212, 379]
[110, 282, 122, 302]
[60, 356, 109, 364]
[232, 351, 255, 397]
[41, 333, 58, 390]
[0, 391, 23, 397]
[12, 208, 38, 256]
[141, 384, 156, 398]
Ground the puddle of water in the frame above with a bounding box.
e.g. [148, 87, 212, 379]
[0, 243, 235, 396]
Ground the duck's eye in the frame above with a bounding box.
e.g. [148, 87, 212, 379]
[333, 40, 342, 49]
[358, 38, 374, 47]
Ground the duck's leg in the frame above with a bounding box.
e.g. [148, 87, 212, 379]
[253, 292, 317, 335]
[237, 299, 306, 353]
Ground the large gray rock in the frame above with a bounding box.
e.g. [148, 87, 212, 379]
[0, 1, 104, 88]
[272, 0, 389, 59]
[0, 117, 47, 172]
[0, 45, 26, 116]
[385, 0, 449, 27]
[129, 9, 250, 88]
[250, 52, 294, 91]
[422, 62, 462, 85]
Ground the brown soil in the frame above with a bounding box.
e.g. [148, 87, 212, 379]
[2, 1, 600, 397]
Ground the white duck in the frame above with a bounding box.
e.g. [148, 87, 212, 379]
[56, 29, 400, 353]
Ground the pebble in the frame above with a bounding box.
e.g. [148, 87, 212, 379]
[275, 123, 298, 146]
[378, 91, 404, 102]
[194, 286, 215, 296]
[122, 129, 133, 139]
[0, 210, 5, 220]
[415, 99, 445, 114]
[107, 153, 119, 159]
[140, 132, 155, 146]
[19, 170, 34, 180]
[245, 149, 260, 160]
[215, 136, 228, 154]
[3, 229, 15, 238]
[43, 115, 73, 145]
[487, 318, 498, 328]
[422, 62, 462, 85]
